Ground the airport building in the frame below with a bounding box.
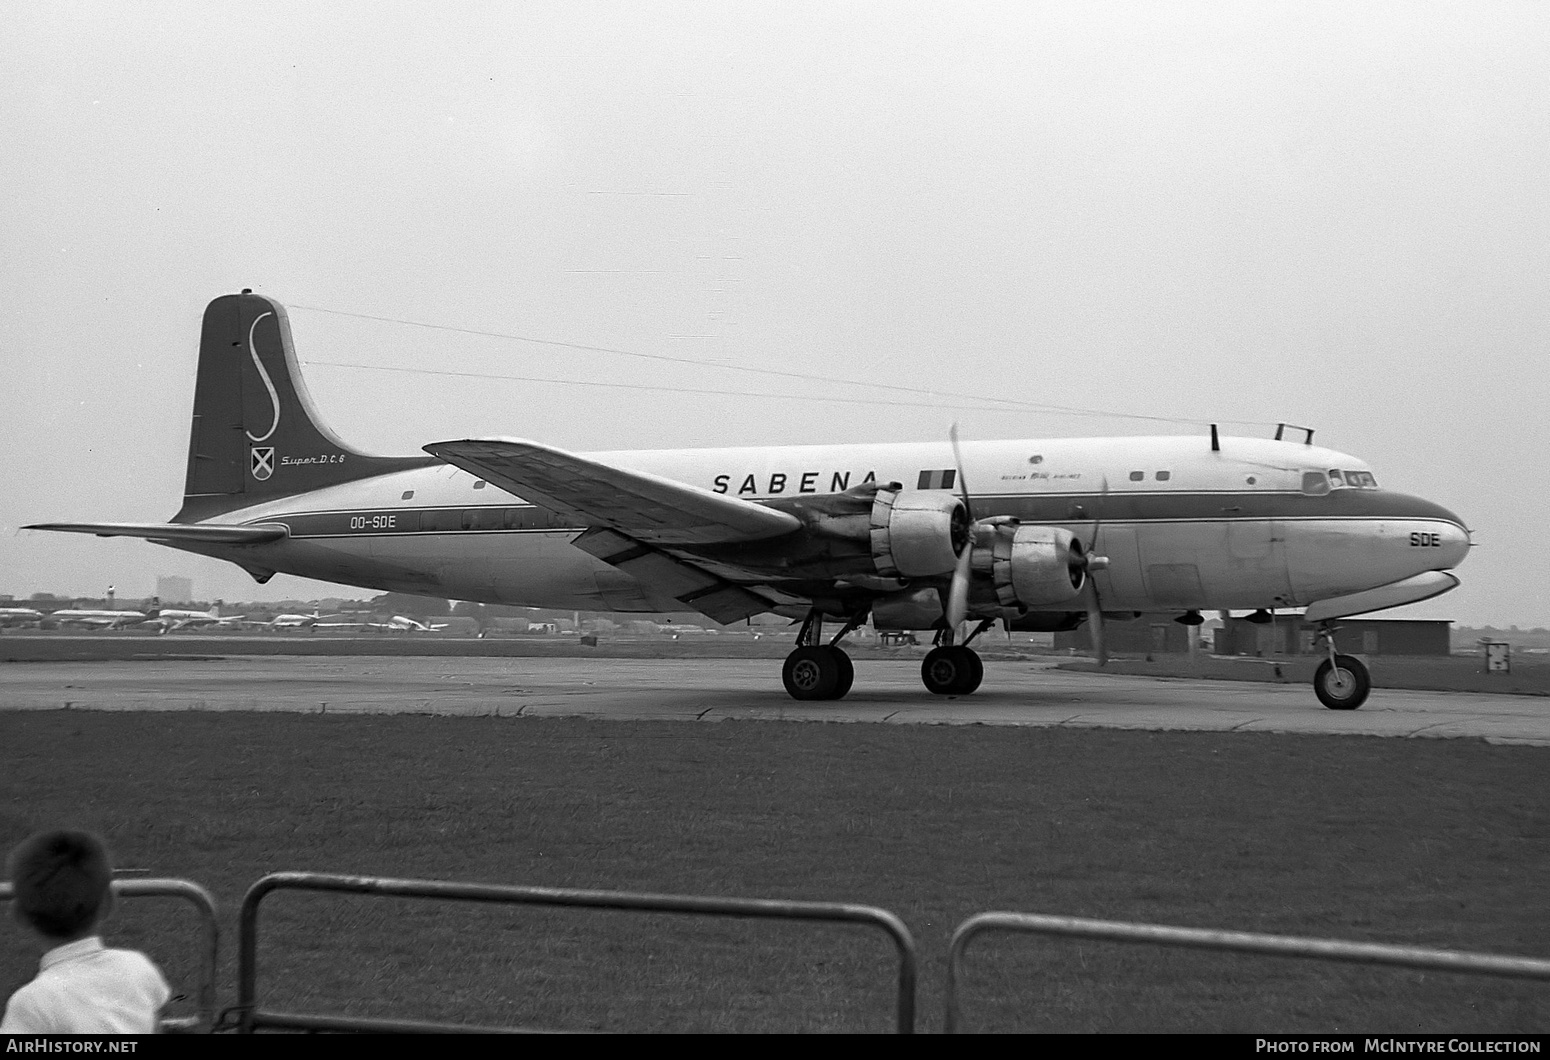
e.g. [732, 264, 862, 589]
[1055, 614, 1452, 657]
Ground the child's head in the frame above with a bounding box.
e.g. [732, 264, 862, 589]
[7, 831, 114, 942]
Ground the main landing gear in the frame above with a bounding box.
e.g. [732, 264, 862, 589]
[781, 611, 862, 701]
[920, 619, 995, 696]
[1312, 623, 1371, 710]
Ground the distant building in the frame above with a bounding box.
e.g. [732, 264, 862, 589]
[1213, 616, 1450, 657]
[1055, 614, 1452, 657]
[156, 576, 194, 604]
[1055, 614, 1200, 655]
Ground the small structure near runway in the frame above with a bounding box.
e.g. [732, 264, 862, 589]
[1056, 615, 1452, 657]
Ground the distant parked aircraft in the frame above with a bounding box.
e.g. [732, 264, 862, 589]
[0, 607, 44, 629]
[46, 608, 148, 629]
[268, 611, 322, 629]
[141, 602, 244, 632]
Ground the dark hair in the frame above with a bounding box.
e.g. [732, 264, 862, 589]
[7, 831, 113, 940]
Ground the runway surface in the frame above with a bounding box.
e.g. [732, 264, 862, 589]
[2, 656, 1547, 745]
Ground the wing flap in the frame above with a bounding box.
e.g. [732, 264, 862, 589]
[25, 522, 288, 545]
[424, 438, 800, 545]
[573, 527, 774, 624]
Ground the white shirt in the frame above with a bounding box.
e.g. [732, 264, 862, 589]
[1, 936, 171, 1034]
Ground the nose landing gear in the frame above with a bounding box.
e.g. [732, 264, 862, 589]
[1312, 623, 1371, 710]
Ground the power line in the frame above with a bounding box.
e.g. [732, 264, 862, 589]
[289, 302, 1270, 427]
[305, 361, 1038, 412]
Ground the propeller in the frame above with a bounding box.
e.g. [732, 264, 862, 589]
[1080, 475, 1111, 666]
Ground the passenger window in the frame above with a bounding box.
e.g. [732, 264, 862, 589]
[1129, 471, 1144, 481]
[1301, 471, 1331, 496]
[401, 490, 415, 500]
[473, 480, 486, 490]
[1155, 471, 1171, 481]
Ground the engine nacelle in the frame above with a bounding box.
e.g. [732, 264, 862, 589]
[990, 524, 1087, 610]
[869, 488, 967, 578]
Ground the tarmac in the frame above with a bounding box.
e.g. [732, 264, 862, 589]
[2, 655, 1547, 746]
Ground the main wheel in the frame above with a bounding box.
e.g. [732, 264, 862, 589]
[922, 646, 982, 695]
[783, 646, 841, 701]
[1314, 654, 1370, 710]
[829, 647, 854, 700]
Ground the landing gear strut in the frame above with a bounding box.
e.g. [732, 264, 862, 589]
[920, 620, 993, 696]
[781, 610, 862, 701]
[1312, 623, 1370, 710]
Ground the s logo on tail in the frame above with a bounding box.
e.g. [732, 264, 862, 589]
[245, 311, 281, 444]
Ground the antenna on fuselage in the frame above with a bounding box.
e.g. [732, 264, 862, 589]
[1210, 424, 1220, 452]
[1274, 423, 1316, 445]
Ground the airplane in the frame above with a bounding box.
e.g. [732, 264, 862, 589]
[45, 607, 150, 630]
[140, 602, 245, 633]
[26, 292, 1471, 710]
[308, 613, 447, 633]
[268, 611, 323, 629]
[0, 607, 45, 629]
[380, 615, 448, 632]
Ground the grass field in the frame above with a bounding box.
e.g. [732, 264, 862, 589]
[2, 710, 1548, 1033]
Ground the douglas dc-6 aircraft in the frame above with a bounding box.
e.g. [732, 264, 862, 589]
[28, 293, 1470, 709]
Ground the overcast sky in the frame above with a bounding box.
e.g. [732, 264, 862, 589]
[3, 2, 1546, 625]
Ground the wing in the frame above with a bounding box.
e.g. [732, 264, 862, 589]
[423, 438, 800, 545]
[25, 522, 288, 544]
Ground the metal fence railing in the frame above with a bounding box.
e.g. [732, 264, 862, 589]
[944, 911, 1550, 1033]
[0, 877, 220, 1033]
[236, 871, 918, 1033]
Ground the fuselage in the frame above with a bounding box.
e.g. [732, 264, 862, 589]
[167, 435, 1468, 616]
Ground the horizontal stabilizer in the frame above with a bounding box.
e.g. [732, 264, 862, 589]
[1303, 571, 1460, 623]
[424, 438, 801, 545]
[25, 522, 288, 545]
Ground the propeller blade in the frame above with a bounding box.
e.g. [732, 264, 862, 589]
[944, 422, 977, 633]
[1084, 474, 1109, 665]
[945, 537, 973, 630]
[948, 422, 973, 522]
[1083, 580, 1108, 667]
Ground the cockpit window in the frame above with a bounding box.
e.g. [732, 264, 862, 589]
[1305, 469, 1378, 493]
[1301, 471, 1331, 496]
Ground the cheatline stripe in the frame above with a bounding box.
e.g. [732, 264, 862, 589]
[240, 490, 1462, 530]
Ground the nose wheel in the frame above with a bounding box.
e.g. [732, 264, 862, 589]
[1314, 654, 1370, 710]
[1311, 623, 1371, 710]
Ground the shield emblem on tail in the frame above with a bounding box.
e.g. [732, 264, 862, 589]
[250, 447, 275, 481]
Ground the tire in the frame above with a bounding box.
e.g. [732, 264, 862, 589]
[829, 647, 854, 700]
[783, 646, 840, 701]
[922, 646, 981, 696]
[1314, 655, 1370, 710]
[959, 649, 984, 695]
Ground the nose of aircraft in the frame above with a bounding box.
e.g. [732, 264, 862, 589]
[1397, 492, 1471, 570]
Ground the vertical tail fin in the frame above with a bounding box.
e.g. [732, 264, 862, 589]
[179, 292, 433, 518]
